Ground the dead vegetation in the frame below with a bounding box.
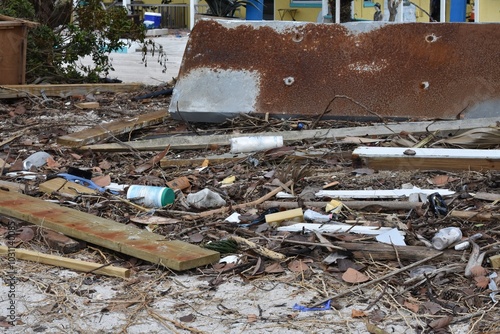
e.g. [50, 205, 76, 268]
[0, 87, 499, 333]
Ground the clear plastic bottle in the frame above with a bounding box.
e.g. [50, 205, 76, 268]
[431, 227, 462, 250]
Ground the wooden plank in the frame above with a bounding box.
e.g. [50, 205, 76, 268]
[353, 147, 500, 172]
[265, 208, 303, 224]
[0, 188, 219, 271]
[57, 110, 168, 147]
[39, 177, 98, 197]
[0, 180, 24, 193]
[0, 246, 130, 278]
[80, 117, 500, 152]
[0, 83, 144, 99]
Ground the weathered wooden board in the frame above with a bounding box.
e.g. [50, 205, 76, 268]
[0, 83, 143, 99]
[353, 147, 500, 172]
[80, 117, 500, 152]
[39, 177, 98, 197]
[0, 246, 130, 278]
[57, 110, 168, 147]
[0, 189, 219, 271]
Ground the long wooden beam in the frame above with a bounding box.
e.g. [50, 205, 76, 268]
[0, 83, 144, 99]
[353, 146, 500, 172]
[80, 117, 499, 152]
[57, 110, 168, 147]
[0, 189, 219, 271]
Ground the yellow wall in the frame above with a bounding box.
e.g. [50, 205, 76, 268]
[274, 0, 322, 22]
[478, 0, 500, 22]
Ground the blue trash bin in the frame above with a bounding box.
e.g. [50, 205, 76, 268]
[246, 0, 264, 20]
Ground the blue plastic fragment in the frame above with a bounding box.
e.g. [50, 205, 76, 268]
[57, 173, 106, 192]
[292, 300, 331, 312]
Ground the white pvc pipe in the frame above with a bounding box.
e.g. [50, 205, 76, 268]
[335, 0, 341, 22]
[440, 0, 446, 22]
[190, 0, 196, 30]
[475, 0, 480, 22]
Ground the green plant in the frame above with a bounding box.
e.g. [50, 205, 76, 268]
[204, 0, 263, 17]
[0, 0, 166, 83]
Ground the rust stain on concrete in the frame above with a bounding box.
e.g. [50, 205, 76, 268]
[171, 20, 500, 122]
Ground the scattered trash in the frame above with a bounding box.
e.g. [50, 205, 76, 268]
[454, 233, 482, 251]
[303, 209, 332, 223]
[375, 228, 406, 246]
[230, 136, 284, 153]
[293, 300, 331, 312]
[431, 227, 462, 250]
[23, 151, 52, 170]
[224, 212, 241, 223]
[428, 192, 448, 216]
[186, 188, 226, 209]
[126, 185, 175, 208]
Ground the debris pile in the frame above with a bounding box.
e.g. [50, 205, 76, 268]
[0, 87, 499, 333]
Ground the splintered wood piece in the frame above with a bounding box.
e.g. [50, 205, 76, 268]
[353, 147, 500, 172]
[57, 110, 167, 147]
[39, 177, 98, 197]
[0, 189, 219, 271]
[0, 246, 129, 278]
[0, 83, 143, 99]
[75, 102, 100, 109]
[490, 254, 500, 269]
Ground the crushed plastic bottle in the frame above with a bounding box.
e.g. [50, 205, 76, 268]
[431, 227, 462, 250]
[186, 188, 226, 209]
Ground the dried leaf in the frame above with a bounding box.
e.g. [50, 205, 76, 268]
[98, 160, 112, 170]
[250, 257, 264, 276]
[435, 127, 500, 149]
[179, 314, 195, 322]
[17, 227, 34, 242]
[166, 176, 191, 190]
[149, 145, 170, 165]
[428, 315, 453, 329]
[342, 268, 370, 284]
[46, 156, 60, 168]
[470, 265, 488, 277]
[70, 153, 82, 160]
[247, 314, 258, 323]
[14, 105, 26, 115]
[403, 300, 420, 313]
[201, 159, 209, 168]
[92, 174, 111, 187]
[365, 320, 389, 334]
[264, 262, 285, 274]
[288, 259, 309, 272]
[351, 309, 367, 318]
[474, 275, 490, 289]
[422, 301, 441, 315]
[189, 233, 204, 243]
[428, 175, 458, 186]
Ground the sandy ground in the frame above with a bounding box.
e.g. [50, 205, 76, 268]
[81, 31, 189, 85]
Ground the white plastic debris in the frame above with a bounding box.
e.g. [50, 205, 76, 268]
[376, 228, 406, 246]
[431, 227, 462, 250]
[277, 223, 401, 236]
[186, 188, 226, 209]
[224, 212, 241, 223]
[23, 151, 52, 170]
